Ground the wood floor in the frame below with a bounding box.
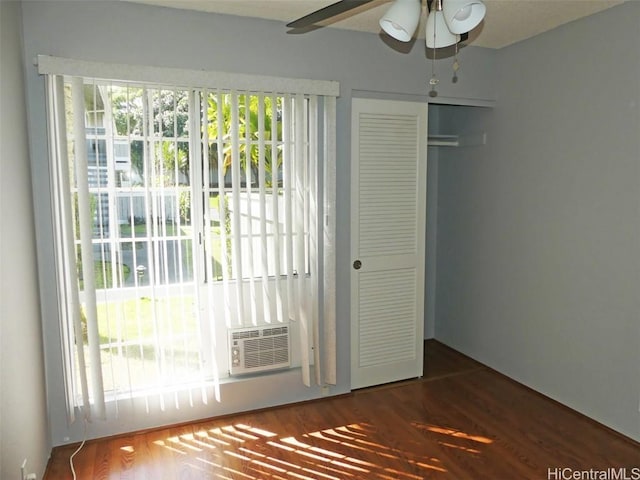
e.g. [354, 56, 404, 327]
[45, 341, 639, 479]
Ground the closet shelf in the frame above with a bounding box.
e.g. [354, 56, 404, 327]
[427, 132, 487, 147]
[427, 135, 459, 146]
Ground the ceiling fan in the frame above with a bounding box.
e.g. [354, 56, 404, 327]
[287, 0, 486, 48]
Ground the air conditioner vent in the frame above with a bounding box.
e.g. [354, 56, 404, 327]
[228, 324, 290, 375]
[262, 326, 288, 337]
[231, 330, 260, 340]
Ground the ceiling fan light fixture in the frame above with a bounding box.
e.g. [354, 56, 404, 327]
[442, 0, 486, 34]
[425, 10, 460, 48]
[379, 0, 421, 42]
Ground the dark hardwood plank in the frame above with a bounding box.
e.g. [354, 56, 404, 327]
[45, 341, 639, 479]
[423, 339, 485, 380]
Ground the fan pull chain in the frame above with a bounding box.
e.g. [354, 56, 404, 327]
[452, 41, 460, 83]
[429, 72, 439, 97]
[429, 0, 439, 97]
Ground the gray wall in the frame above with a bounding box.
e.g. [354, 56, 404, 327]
[0, 2, 50, 478]
[435, 2, 640, 441]
[20, 0, 496, 445]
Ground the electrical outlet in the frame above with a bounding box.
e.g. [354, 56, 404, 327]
[20, 459, 36, 480]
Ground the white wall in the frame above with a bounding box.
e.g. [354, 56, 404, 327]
[20, 0, 497, 445]
[0, 2, 50, 478]
[435, 2, 640, 441]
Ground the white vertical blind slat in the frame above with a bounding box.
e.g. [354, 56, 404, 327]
[177, 91, 194, 407]
[100, 84, 121, 296]
[166, 90, 179, 409]
[308, 95, 321, 385]
[257, 95, 272, 324]
[270, 94, 284, 323]
[323, 96, 337, 385]
[230, 92, 244, 325]
[277, 95, 288, 323]
[243, 94, 258, 326]
[47, 75, 85, 423]
[144, 87, 165, 413]
[100, 83, 126, 417]
[215, 91, 233, 328]
[122, 86, 141, 409]
[200, 90, 215, 402]
[294, 94, 310, 386]
[71, 77, 107, 419]
[283, 95, 294, 323]
[139, 86, 152, 414]
[193, 89, 218, 404]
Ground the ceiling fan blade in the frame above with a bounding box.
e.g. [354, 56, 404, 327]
[287, 0, 376, 29]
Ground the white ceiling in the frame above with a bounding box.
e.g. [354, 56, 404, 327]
[127, 0, 624, 48]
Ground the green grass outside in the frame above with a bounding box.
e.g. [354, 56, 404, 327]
[96, 295, 197, 341]
[92, 295, 203, 390]
[119, 222, 180, 237]
[94, 295, 202, 367]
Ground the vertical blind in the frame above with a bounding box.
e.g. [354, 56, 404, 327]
[40, 56, 338, 422]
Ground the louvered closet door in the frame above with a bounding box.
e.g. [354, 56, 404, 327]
[350, 98, 427, 389]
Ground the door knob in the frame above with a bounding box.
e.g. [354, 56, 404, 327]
[353, 260, 362, 270]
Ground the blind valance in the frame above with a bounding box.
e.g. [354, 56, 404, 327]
[37, 55, 340, 97]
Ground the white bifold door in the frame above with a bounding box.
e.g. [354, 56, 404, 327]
[350, 98, 428, 389]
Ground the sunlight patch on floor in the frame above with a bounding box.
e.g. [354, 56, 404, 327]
[415, 423, 494, 444]
[151, 420, 463, 478]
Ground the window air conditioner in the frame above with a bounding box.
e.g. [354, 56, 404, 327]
[228, 324, 291, 376]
